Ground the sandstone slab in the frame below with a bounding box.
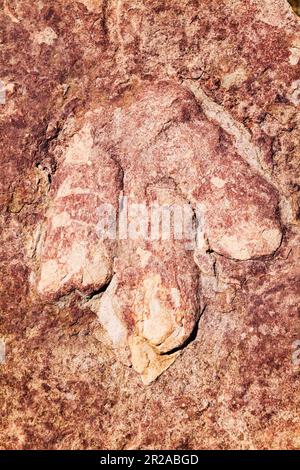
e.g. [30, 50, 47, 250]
[0, 0, 300, 450]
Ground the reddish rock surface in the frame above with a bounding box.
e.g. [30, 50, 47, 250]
[0, 0, 300, 449]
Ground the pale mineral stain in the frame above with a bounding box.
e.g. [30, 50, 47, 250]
[170, 287, 181, 308]
[218, 234, 251, 260]
[136, 248, 152, 268]
[77, 0, 100, 12]
[98, 279, 128, 350]
[38, 259, 60, 293]
[262, 228, 282, 247]
[67, 243, 87, 274]
[289, 47, 300, 65]
[287, 79, 300, 105]
[34, 27, 58, 45]
[51, 212, 71, 229]
[211, 176, 226, 188]
[64, 125, 96, 165]
[221, 67, 247, 89]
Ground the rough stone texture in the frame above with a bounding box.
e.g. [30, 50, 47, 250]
[0, 0, 300, 449]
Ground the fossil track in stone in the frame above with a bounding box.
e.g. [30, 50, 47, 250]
[36, 81, 282, 383]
